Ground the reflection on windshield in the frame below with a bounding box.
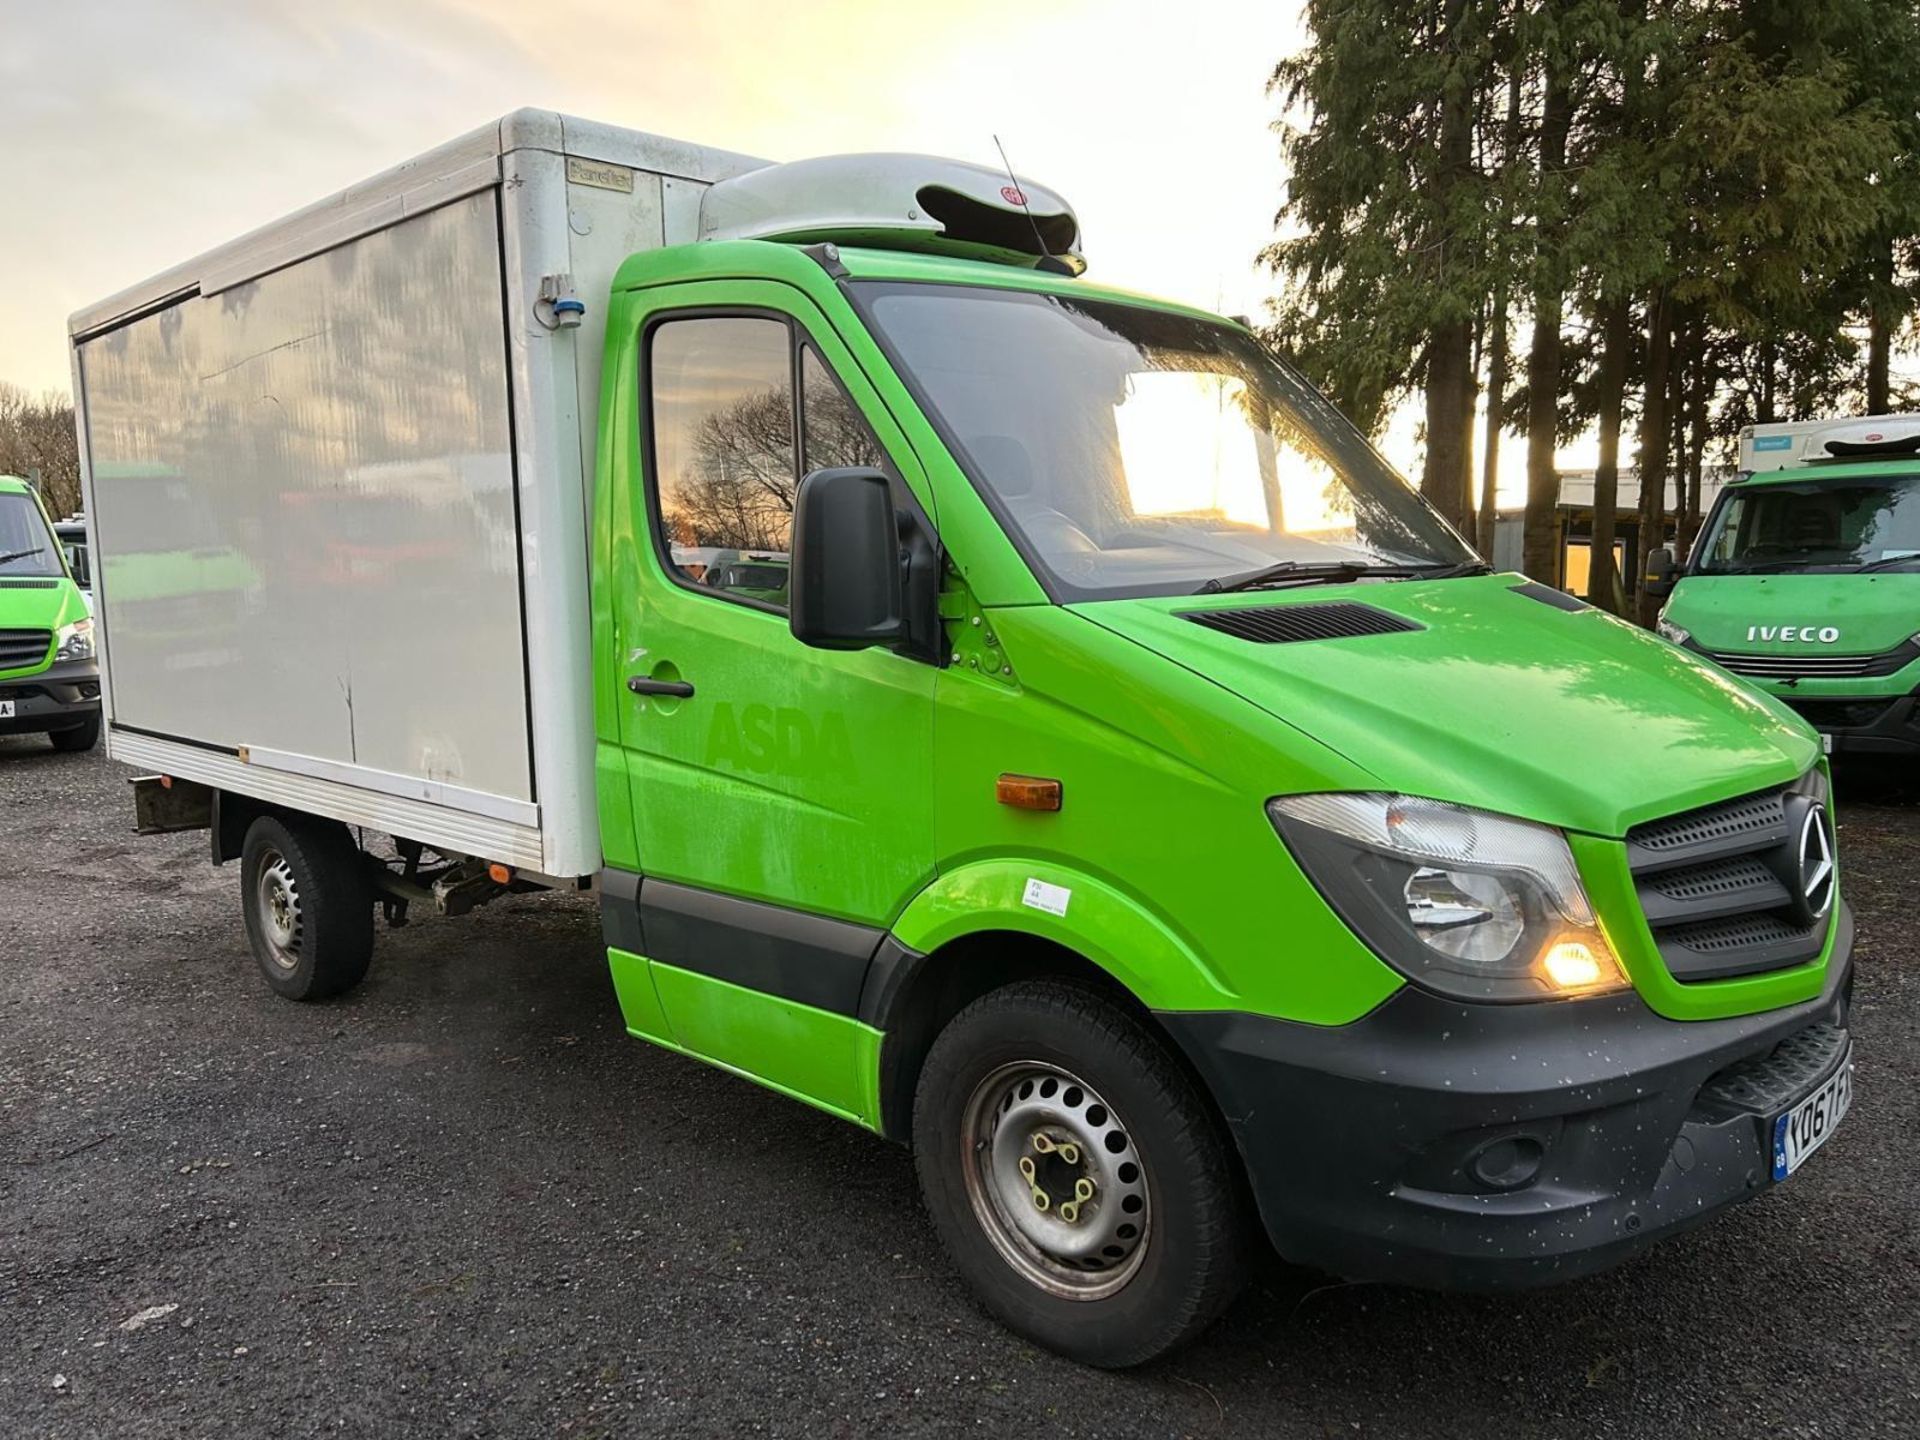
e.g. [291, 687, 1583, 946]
[858, 283, 1473, 599]
[1697, 475, 1920, 574]
[0, 492, 63, 577]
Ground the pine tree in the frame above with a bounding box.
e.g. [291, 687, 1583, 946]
[1265, 0, 1913, 615]
[1263, 0, 1507, 533]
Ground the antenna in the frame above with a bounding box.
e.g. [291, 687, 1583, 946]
[992, 133, 1053, 262]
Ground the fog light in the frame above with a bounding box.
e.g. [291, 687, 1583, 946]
[1543, 939, 1606, 990]
[1468, 1134, 1545, 1191]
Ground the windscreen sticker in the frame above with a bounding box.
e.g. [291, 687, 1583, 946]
[1022, 878, 1071, 917]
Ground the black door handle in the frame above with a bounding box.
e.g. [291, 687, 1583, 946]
[628, 676, 695, 698]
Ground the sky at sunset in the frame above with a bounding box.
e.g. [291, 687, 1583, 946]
[1, 0, 1625, 489]
[0, 0, 1303, 396]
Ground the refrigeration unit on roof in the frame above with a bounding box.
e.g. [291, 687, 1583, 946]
[698, 153, 1085, 274]
[1742, 413, 1920, 473]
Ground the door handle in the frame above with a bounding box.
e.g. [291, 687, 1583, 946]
[628, 676, 695, 698]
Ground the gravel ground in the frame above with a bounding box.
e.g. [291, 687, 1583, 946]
[2, 737, 1916, 1439]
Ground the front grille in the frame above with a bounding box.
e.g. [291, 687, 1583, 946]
[0, 628, 52, 670]
[1626, 779, 1832, 983]
[0, 578, 59, 589]
[1642, 854, 1786, 909]
[1631, 791, 1785, 855]
[1709, 637, 1920, 680]
[1782, 697, 1898, 731]
[1178, 601, 1423, 645]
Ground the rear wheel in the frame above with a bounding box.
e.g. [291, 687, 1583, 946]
[912, 979, 1248, 1367]
[48, 714, 100, 752]
[239, 814, 374, 1000]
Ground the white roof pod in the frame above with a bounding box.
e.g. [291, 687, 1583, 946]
[698, 152, 1085, 274]
[1812, 418, 1920, 458]
[1742, 413, 1920, 472]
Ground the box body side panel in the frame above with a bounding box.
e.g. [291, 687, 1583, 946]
[79, 189, 535, 805]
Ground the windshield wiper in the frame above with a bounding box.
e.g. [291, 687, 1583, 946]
[1195, 557, 1489, 594]
[1854, 553, 1920, 574]
[0, 546, 45, 565]
[1395, 560, 1493, 579]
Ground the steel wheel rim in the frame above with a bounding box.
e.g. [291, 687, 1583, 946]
[960, 1061, 1151, 1300]
[254, 848, 303, 973]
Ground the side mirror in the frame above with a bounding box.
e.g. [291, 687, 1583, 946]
[789, 467, 909, 651]
[1643, 546, 1677, 597]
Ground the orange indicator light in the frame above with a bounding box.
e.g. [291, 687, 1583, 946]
[996, 774, 1063, 812]
[1542, 939, 1604, 989]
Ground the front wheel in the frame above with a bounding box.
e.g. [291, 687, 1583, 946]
[239, 814, 374, 1000]
[48, 713, 100, 752]
[912, 979, 1249, 1367]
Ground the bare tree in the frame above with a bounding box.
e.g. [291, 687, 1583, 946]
[661, 372, 888, 552]
[662, 387, 796, 551]
[0, 385, 81, 519]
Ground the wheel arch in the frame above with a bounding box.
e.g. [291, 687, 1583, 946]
[212, 788, 270, 865]
[866, 860, 1237, 1144]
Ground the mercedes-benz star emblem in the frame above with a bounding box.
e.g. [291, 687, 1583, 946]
[1797, 805, 1836, 920]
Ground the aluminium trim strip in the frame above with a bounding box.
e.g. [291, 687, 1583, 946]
[239, 743, 538, 827]
[69, 283, 201, 346]
[108, 730, 551, 871]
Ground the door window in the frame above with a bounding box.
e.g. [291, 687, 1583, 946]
[800, 346, 890, 475]
[649, 316, 797, 607]
[647, 322, 897, 612]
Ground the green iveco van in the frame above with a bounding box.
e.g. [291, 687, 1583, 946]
[1653, 417, 1920, 759]
[0, 475, 99, 751]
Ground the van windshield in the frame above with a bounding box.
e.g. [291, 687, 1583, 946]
[1695, 474, 1920, 574]
[855, 282, 1474, 600]
[0, 491, 64, 578]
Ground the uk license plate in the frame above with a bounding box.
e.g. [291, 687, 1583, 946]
[1771, 1046, 1852, 1181]
[0, 699, 13, 719]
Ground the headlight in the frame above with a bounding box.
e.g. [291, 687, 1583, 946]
[1269, 793, 1628, 1002]
[55, 617, 95, 663]
[1656, 615, 1690, 646]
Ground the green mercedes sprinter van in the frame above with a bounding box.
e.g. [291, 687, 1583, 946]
[77, 119, 1856, 1368]
[0, 475, 99, 751]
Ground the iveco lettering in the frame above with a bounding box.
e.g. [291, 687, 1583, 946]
[1652, 414, 1920, 760]
[70, 112, 1856, 1367]
[1747, 626, 1843, 643]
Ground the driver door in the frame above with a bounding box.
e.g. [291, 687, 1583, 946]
[607, 281, 938, 1108]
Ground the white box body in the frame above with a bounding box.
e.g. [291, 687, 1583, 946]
[69, 111, 767, 878]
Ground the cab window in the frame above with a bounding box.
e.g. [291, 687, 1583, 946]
[648, 315, 797, 609]
[647, 319, 894, 613]
[800, 346, 889, 475]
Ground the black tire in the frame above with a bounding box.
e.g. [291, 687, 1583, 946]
[239, 814, 374, 1001]
[48, 713, 101, 752]
[912, 979, 1248, 1367]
